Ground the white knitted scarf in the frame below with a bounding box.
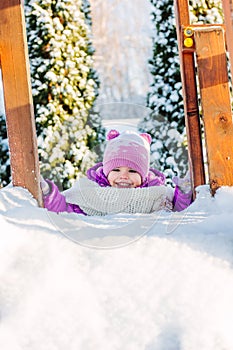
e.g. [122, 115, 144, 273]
[63, 178, 174, 216]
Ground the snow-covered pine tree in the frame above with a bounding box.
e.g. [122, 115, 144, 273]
[190, 0, 223, 23]
[140, 0, 223, 180]
[138, 0, 186, 180]
[24, 0, 104, 189]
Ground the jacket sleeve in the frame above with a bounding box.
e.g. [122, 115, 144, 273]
[172, 186, 193, 212]
[43, 180, 86, 215]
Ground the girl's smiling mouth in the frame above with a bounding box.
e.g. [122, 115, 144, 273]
[114, 182, 134, 188]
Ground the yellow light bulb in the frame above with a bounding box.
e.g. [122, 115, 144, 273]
[184, 38, 194, 48]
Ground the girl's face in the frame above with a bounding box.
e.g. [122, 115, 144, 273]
[107, 166, 142, 188]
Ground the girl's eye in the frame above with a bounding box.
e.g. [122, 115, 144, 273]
[112, 168, 120, 172]
[129, 169, 137, 173]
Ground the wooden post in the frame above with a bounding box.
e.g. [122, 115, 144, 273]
[222, 0, 233, 81]
[0, 0, 43, 207]
[174, 0, 206, 196]
[194, 27, 233, 193]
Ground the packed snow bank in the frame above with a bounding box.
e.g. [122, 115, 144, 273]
[1, 184, 233, 349]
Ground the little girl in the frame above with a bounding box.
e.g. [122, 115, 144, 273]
[40, 129, 192, 215]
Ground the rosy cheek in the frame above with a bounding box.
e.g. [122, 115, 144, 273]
[136, 176, 142, 186]
[107, 173, 115, 185]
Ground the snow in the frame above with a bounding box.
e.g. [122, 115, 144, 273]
[1, 183, 233, 349]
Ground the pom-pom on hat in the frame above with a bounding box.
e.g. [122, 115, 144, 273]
[103, 129, 152, 181]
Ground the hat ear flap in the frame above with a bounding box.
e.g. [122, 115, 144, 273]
[106, 129, 120, 140]
[140, 133, 152, 145]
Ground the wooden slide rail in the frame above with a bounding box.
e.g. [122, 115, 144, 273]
[174, 0, 206, 196]
[0, 0, 43, 206]
[175, 0, 233, 195]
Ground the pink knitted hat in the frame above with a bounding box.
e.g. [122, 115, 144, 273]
[103, 129, 152, 181]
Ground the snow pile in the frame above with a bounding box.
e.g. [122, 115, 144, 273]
[1, 184, 233, 349]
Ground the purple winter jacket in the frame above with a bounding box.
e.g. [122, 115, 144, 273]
[43, 163, 193, 215]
